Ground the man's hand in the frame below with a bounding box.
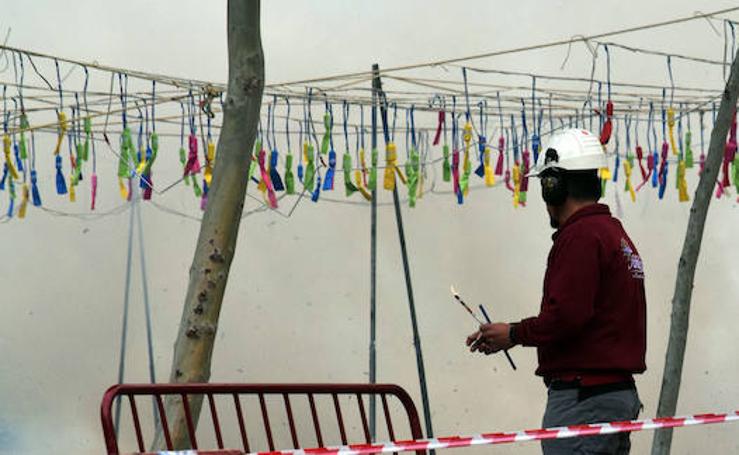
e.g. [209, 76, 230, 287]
[466, 329, 484, 352]
[466, 323, 513, 355]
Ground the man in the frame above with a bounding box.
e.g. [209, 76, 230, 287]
[467, 129, 646, 454]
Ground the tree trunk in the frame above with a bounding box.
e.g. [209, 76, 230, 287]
[651, 49, 739, 454]
[152, 0, 263, 450]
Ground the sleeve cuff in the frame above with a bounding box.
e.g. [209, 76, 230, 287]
[509, 323, 519, 346]
[513, 318, 536, 347]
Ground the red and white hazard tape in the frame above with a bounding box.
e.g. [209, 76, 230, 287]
[149, 411, 738, 455]
[248, 410, 739, 455]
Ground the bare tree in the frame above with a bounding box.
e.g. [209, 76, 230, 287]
[153, 0, 264, 449]
[651, 48, 739, 454]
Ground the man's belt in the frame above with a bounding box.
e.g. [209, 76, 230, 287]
[546, 376, 636, 402]
[544, 372, 634, 387]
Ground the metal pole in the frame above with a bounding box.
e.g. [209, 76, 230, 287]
[135, 201, 156, 384]
[114, 180, 137, 434]
[372, 64, 434, 444]
[135, 198, 159, 426]
[369, 64, 379, 440]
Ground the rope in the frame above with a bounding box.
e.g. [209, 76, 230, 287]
[268, 6, 739, 87]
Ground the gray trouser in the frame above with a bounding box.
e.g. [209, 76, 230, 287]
[541, 385, 641, 454]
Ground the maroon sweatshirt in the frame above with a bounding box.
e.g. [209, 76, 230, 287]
[515, 204, 647, 381]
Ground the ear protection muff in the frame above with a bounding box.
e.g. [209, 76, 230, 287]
[540, 148, 568, 205]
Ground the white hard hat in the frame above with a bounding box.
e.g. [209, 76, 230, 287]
[527, 128, 607, 177]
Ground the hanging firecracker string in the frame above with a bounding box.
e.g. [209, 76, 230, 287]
[267, 96, 284, 193]
[368, 104, 378, 193]
[612, 117, 621, 184]
[136, 88, 151, 193]
[141, 81, 159, 201]
[184, 99, 202, 197]
[15, 54, 28, 169]
[405, 105, 420, 207]
[302, 93, 316, 195]
[254, 102, 276, 208]
[5, 174, 15, 217]
[451, 101, 462, 204]
[257, 106, 268, 201]
[283, 96, 296, 195]
[67, 102, 77, 202]
[658, 90, 669, 199]
[183, 90, 202, 178]
[359, 105, 369, 187]
[177, 102, 189, 186]
[473, 99, 486, 180]
[249, 122, 261, 187]
[650, 101, 660, 189]
[633, 103, 647, 183]
[296, 105, 304, 184]
[70, 95, 82, 189]
[352, 104, 371, 200]
[116, 74, 131, 199]
[307, 91, 322, 202]
[622, 114, 636, 202]
[322, 101, 337, 191]
[417, 129, 429, 200]
[530, 77, 541, 164]
[495, 92, 505, 176]
[519, 98, 530, 206]
[51, 61, 68, 158]
[257, 102, 276, 206]
[510, 113, 521, 207]
[383, 101, 406, 191]
[600, 45, 614, 146]
[502, 130, 513, 194]
[431, 95, 444, 146]
[5, 54, 739, 217]
[256, 145, 278, 209]
[352, 124, 371, 201]
[667, 59, 680, 160]
[720, 110, 737, 198]
[29, 126, 41, 209]
[81, 67, 98, 210]
[685, 107, 694, 169]
[675, 102, 683, 191]
[296, 103, 304, 184]
[431, 95, 451, 183]
[624, 119, 637, 203]
[341, 100, 359, 197]
[710, 102, 725, 198]
[17, 101, 29, 218]
[134, 102, 147, 202]
[1, 88, 14, 218]
[635, 103, 651, 192]
[3, 90, 20, 185]
[678, 102, 685, 161]
[460, 69, 473, 198]
[477, 100, 495, 187]
[11, 99, 24, 178]
[299, 95, 308, 186]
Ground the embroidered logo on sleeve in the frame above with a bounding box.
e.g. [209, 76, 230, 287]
[621, 238, 645, 279]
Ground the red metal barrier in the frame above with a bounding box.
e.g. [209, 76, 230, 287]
[101, 383, 424, 455]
